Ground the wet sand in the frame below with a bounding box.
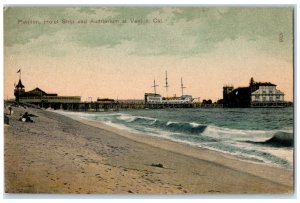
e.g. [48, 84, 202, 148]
[4, 107, 294, 194]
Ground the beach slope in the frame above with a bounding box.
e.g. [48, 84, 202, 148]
[4, 107, 293, 194]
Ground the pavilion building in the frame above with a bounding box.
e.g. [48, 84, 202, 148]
[14, 79, 81, 107]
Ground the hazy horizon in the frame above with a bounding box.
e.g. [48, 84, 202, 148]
[4, 7, 294, 102]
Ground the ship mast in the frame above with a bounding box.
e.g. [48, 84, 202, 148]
[164, 71, 169, 97]
[152, 79, 158, 95]
[181, 77, 186, 96]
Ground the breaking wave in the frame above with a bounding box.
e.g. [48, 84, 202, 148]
[115, 113, 294, 148]
[116, 114, 207, 135]
[246, 131, 293, 147]
[54, 110, 293, 168]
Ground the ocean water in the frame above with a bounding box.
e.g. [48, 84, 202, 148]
[56, 108, 294, 168]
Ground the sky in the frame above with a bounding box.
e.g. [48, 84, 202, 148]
[4, 7, 294, 101]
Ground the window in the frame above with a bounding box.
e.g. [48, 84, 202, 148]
[263, 97, 266, 101]
[269, 91, 273, 94]
[276, 95, 280, 100]
[269, 97, 273, 101]
[255, 95, 259, 101]
[262, 90, 266, 94]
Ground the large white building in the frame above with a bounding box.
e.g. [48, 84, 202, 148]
[223, 78, 286, 108]
[250, 82, 284, 107]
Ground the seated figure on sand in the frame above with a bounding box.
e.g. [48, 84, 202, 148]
[19, 112, 33, 123]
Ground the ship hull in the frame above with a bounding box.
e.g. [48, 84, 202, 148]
[144, 93, 194, 109]
[145, 103, 194, 109]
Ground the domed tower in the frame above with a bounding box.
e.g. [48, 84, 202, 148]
[14, 79, 25, 102]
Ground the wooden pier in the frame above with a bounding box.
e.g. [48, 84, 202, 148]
[6, 100, 225, 112]
[15, 101, 146, 111]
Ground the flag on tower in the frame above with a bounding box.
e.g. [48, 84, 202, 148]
[17, 69, 21, 73]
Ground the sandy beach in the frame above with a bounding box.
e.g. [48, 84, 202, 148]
[4, 106, 294, 194]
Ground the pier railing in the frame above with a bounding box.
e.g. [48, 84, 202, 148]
[7, 99, 290, 111]
[250, 101, 286, 107]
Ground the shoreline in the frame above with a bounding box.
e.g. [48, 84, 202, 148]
[55, 109, 294, 170]
[4, 107, 294, 194]
[59, 110, 294, 186]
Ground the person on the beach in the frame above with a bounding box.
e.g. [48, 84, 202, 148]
[19, 112, 33, 123]
[8, 106, 12, 115]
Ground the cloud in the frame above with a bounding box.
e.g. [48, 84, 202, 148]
[4, 7, 293, 60]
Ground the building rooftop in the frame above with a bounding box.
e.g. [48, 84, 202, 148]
[252, 82, 276, 86]
[27, 87, 47, 95]
[145, 93, 161, 96]
[15, 79, 25, 89]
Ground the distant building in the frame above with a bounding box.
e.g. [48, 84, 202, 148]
[250, 82, 284, 107]
[144, 93, 162, 104]
[97, 98, 115, 103]
[223, 86, 251, 108]
[14, 79, 81, 104]
[223, 78, 285, 108]
[14, 79, 25, 102]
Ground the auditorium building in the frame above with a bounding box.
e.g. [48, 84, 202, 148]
[223, 78, 285, 108]
[14, 79, 81, 107]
